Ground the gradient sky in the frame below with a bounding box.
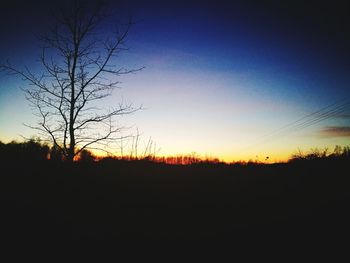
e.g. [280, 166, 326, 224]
[1, 0, 350, 162]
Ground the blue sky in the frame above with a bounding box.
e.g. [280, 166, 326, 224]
[1, 0, 350, 161]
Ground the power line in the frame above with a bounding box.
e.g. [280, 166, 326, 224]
[290, 101, 350, 132]
[255, 97, 349, 142]
[240, 97, 350, 153]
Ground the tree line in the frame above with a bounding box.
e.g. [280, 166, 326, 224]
[1, 139, 349, 165]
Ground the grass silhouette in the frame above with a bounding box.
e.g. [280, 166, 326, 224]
[1, 140, 349, 255]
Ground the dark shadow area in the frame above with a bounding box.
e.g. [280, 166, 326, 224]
[1, 141, 350, 256]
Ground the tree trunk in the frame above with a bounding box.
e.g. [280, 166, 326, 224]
[67, 14, 79, 163]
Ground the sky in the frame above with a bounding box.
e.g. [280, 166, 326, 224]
[1, 0, 350, 162]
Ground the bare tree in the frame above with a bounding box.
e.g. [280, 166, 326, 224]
[1, 0, 142, 162]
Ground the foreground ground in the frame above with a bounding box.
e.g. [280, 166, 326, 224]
[1, 158, 350, 257]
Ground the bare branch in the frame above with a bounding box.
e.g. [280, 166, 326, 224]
[1, 0, 142, 162]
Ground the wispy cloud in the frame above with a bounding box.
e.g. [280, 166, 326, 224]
[320, 126, 350, 138]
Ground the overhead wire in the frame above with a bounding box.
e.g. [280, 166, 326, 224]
[240, 96, 350, 153]
[255, 97, 349, 141]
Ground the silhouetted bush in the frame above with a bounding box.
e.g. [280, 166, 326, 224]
[77, 149, 96, 162]
[49, 145, 65, 162]
[289, 145, 350, 162]
[0, 139, 49, 162]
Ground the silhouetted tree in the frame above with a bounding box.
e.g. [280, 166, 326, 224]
[1, 0, 141, 162]
[0, 139, 49, 162]
[49, 144, 65, 162]
[78, 149, 96, 162]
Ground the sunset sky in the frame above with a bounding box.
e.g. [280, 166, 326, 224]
[1, 0, 350, 162]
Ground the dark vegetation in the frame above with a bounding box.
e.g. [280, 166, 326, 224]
[1, 140, 350, 255]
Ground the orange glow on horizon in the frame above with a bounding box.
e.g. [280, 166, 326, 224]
[89, 148, 291, 164]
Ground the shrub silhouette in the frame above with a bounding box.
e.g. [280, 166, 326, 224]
[77, 149, 96, 162]
[49, 144, 65, 162]
[0, 139, 49, 162]
[289, 145, 350, 163]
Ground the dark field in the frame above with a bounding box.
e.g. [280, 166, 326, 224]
[1, 157, 350, 256]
